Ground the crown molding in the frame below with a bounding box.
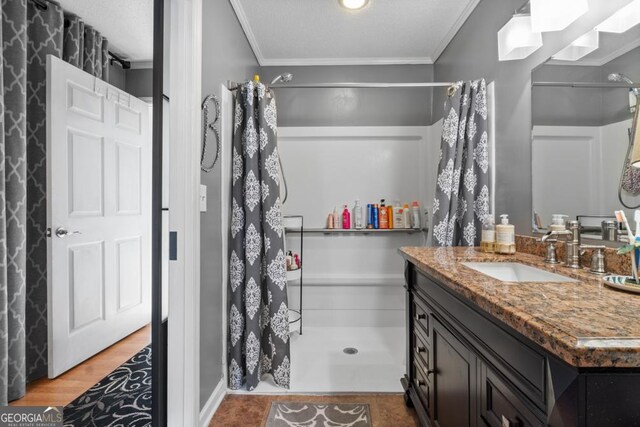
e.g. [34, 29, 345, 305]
[230, 0, 478, 67]
[431, 0, 481, 62]
[260, 57, 433, 66]
[229, 0, 266, 65]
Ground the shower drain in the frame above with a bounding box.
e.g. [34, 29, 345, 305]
[343, 347, 359, 355]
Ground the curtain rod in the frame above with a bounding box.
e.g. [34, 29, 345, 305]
[226, 81, 457, 91]
[532, 82, 640, 89]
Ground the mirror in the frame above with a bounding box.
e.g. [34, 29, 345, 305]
[531, 18, 640, 242]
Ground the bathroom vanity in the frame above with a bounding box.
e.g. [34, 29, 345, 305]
[399, 247, 640, 427]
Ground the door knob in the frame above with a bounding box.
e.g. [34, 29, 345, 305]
[55, 227, 82, 238]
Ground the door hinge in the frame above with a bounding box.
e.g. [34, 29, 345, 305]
[46, 228, 52, 238]
[169, 231, 177, 261]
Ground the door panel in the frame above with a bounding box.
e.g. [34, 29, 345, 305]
[432, 317, 476, 427]
[47, 55, 152, 377]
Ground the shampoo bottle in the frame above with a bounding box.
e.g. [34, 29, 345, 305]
[387, 205, 394, 229]
[379, 199, 389, 229]
[393, 203, 404, 228]
[411, 201, 421, 229]
[480, 214, 495, 253]
[354, 200, 364, 229]
[367, 204, 373, 229]
[402, 204, 411, 229]
[373, 204, 380, 229]
[342, 205, 351, 229]
[333, 207, 341, 230]
[496, 214, 516, 255]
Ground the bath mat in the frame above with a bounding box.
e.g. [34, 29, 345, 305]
[63, 345, 152, 426]
[265, 402, 372, 427]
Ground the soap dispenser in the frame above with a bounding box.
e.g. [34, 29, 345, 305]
[550, 214, 568, 232]
[496, 214, 516, 255]
[480, 214, 496, 253]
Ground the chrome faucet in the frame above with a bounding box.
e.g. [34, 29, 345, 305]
[542, 220, 582, 268]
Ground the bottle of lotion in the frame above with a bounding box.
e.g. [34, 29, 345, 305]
[496, 214, 516, 255]
[480, 214, 495, 253]
[342, 205, 351, 229]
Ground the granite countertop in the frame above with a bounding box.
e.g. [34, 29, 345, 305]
[399, 246, 640, 368]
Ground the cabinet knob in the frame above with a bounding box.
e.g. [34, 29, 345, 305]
[501, 415, 522, 427]
[417, 380, 426, 387]
[415, 313, 426, 321]
[415, 345, 426, 353]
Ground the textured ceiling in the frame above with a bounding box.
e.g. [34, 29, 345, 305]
[230, 0, 481, 65]
[57, 0, 153, 64]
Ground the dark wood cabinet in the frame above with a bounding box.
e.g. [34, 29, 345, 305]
[402, 260, 640, 427]
[431, 318, 476, 427]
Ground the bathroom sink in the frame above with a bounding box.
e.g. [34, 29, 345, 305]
[462, 262, 578, 283]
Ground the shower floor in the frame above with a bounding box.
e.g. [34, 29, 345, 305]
[231, 326, 405, 394]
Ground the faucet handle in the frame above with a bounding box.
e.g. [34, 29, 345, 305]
[540, 238, 560, 264]
[581, 244, 607, 274]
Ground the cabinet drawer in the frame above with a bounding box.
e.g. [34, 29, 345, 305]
[413, 329, 429, 370]
[412, 362, 430, 412]
[481, 364, 544, 427]
[413, 295, 430, 338]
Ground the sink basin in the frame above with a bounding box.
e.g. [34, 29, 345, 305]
[461, 262, 578, 283]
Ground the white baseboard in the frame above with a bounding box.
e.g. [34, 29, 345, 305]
[199, 378, 226, 427]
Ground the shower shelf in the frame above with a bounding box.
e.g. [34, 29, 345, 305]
[284, 228, 425, 234]
[284, 215, 303, 336]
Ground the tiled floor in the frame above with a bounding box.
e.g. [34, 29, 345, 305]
[209, 394, 420, 427]
[232, 326, 405, 393]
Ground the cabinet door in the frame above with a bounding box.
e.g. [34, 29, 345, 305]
[431, 317, 477, 427]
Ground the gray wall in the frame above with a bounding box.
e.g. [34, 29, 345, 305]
[109, 63, 126, 91]
[532, 46, 640, 126]
[126, 68, 153, 99]
[259, 65, 434, 126]
[200, 0, 259, 410]
[433, 0, 632, 234]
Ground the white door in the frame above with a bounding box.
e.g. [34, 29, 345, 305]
[46, 55, 152, 378]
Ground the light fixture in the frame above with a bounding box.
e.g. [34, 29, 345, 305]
[596, 0, 640, 33]
[530, 0, 589, 32]
[551, 29, 599, 61]
[497, 14, 543, 61]
[338, 0, 369, 10]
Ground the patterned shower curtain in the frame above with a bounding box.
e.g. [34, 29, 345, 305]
[229, 81, 290, 391]
[432, 79, 490, 247]
[0, 0, 109, 404]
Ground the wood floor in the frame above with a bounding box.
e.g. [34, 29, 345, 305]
[10, 324, 151, 407]
[209, 393, 421, 427]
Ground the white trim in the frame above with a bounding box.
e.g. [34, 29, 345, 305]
[168, 0, 202, 425]
[431, 0, 481, 62]
[259, 57, 433, 66]
[229, 0, 265, 64]
[199, 379, 227, 427]
[229, 0, 478, 66]
[545, 38, 640, 67]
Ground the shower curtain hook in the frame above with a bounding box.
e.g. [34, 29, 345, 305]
[447, 84, 457, 98]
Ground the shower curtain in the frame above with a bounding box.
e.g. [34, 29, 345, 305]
[0, 0, 109, 404]
[432, 79, 490, 247]
[228, 81, 290, 391]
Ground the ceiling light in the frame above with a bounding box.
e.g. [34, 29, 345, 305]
[530, 0, 589, 32]
[551, 29, 599, 61]
[596, 0, 640, 33]
[497, 14, 543, 61]
[339, 0, 369, 10]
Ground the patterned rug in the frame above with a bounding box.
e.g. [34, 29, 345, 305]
[265, 402, 372, 426]
[63, 345, 152, 426]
